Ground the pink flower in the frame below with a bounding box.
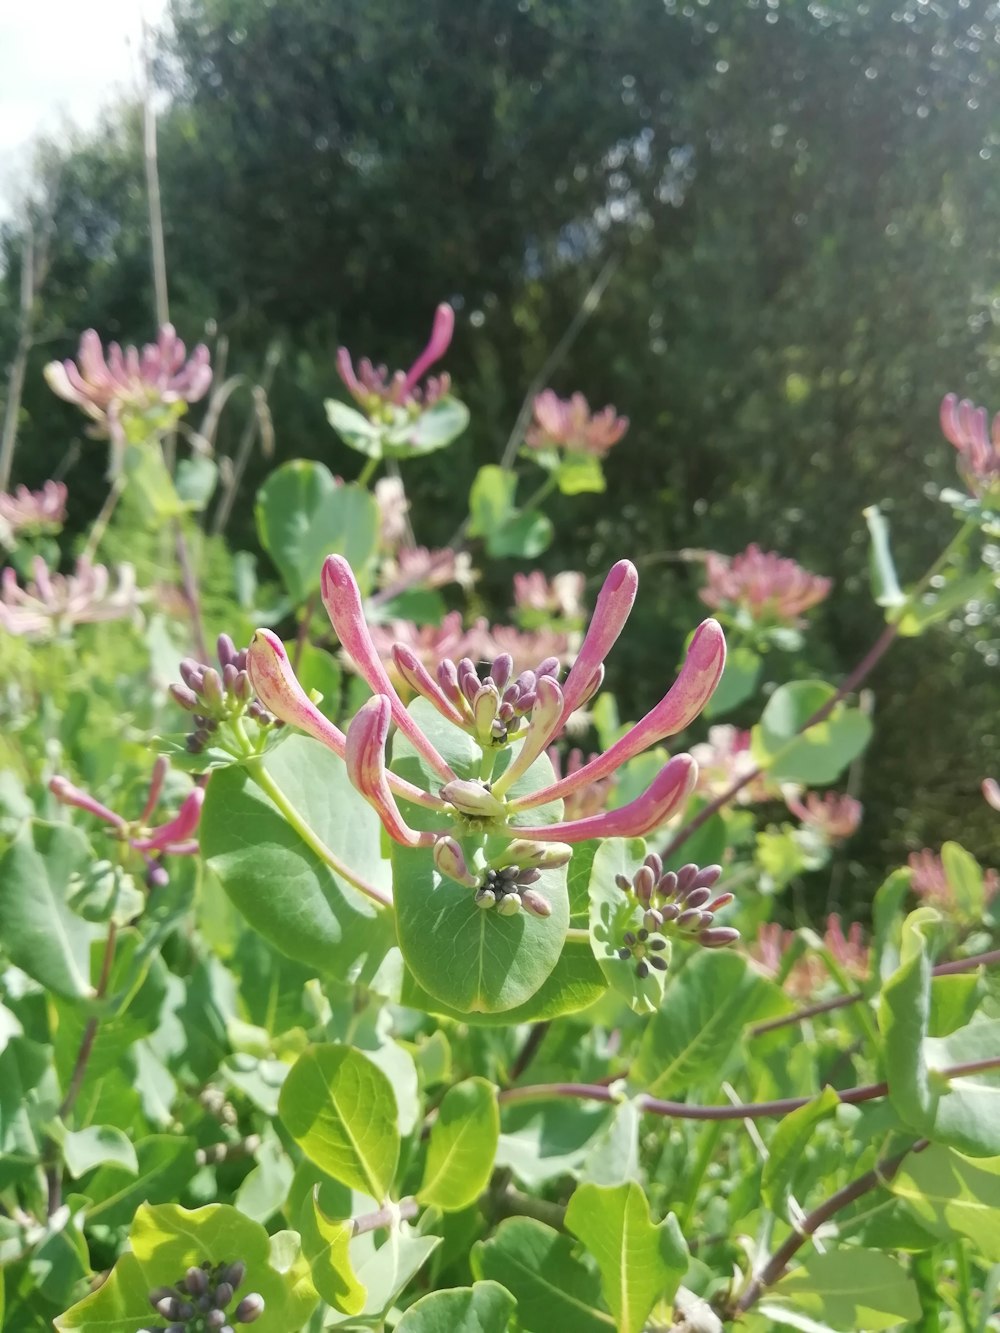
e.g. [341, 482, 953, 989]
[374, 476, 410, 549]
[749, 914, 869, 999]
[908, 848, 999, 912]
[50, 759, 204, 888]
[524, 389, 629, 457]
[336, 303, 454, 416]
[699, 544, 831, 627]
[0, 556, 145, 639]
[689, 725, 775, 805]
[785, 790, 862, 844]
[380, 545, 477, 594]
[0, 481, 68, 544]
[513, 570, 586, 624]
[45, 325, 212, 436]
[939, 392, 1000, 498]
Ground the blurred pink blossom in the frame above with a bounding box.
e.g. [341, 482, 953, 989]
[983, 778, 1000, 812]
[939, 392, 1000, 498]
[699, 543, 831, 627]
[908, 848, 999, 912]
[750, 914, 869, 999]
[524, 390, 629, 457]
[375, 475, 410, 549]
[689, 725, 775, 804]
[45, 325, 212, 438]
[513, 570, 586, 624]
[786, 790, 862, 843]
[381, 545, 477, 593]
[337, 303, 454, 414]
[0, 556, 145, 639]
[0, 481, 68, 544]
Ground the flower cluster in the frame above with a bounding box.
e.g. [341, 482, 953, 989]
[337, 303, 454, 420]
[50, 758, 203, 889]
[699, 543, 831, 628]
[0, 556, 145, 639]
[45, 325, 212, 444]
[614, 856, 738, 975]
[786, 790, 862, 844]
[170, 634, 281, 754]
[525, 389, 629, 457]
[379, 544, 477, 594]
[750, 914, 870, 999]
[690, 725, 776, 805]
[513, 569, 586, 627]
[908, 848, 999, 913]
[375, 475, 410, 548]
[364, 613, 574, 685]
[246, 556, 726, 902]
[143, 1258, 262, 1332]
[0, 480, 68, 546]
[939, 392, 1000, 498]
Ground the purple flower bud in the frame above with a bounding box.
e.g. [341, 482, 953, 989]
[692, 865, 723, 890]
[217, 632, 238, 666]
[222, 1261, 246, 1290]
[536, 656, 561, 679]
[437, 658, 462, 704]
[222, 662, 239, 692]
[644, 909, 663, 931]
[633, 865, 655, 903]
[520, 888, 552, 918]
[234, 1293, 265, 1323]
[201, 667, 224, 708]
[184, 1268, 209, 1296]
[155, 1297, 180, 1319]
[682, 886, 712, 910]
[439, 779, 507, 819]
[179, 657, 206, 691]
[644, 852, 663, 878]
[433, 837, 480, 887]
[518, 867, 542, 885]
[676, 908, 703, 931]
[149, 1287, 175, 1309]
[658, 871, 678, 897]
[707, 892, 735, 913]
[169, 683, 201, 712]
[615, 873, 632, 892]
[675, 864, 699, 893]
[491, 653, 513, 691]
[206, 1312, 227, 1330]
[215, 1281, 234, 1307]
[699, 926, 741, 948]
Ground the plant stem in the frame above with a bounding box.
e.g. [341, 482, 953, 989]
[732, 1139, 928, 1315]
[245, 759, 393, 908]
[174, 519, 210, 663]
[497, 1053, 1000, 1123]
[80, 475, 127, 564]
[351, 1196, 419, 1236]
[292, 592, 317, 673]
[749, 947, 1000, 1038]
[508, 1022, 551, 1083]
[357, 456, 380, 488]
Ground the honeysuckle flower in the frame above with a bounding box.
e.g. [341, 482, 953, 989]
[253, 555, 723, 858]
[749, 914, 869, 999]
[613, 854, 738, 973]
[365, 612, 494, 683]
[336, 303, 455, 419]
[0, 556, 145, 638]
[939, 392, 1000, 498]
[513, 570, 586, 625]
[690, 725, 776, 805]
[375, 475, 410, 549]
[699, 543, 832, 628]
[45, 324, 212, 441]
[50, 758, 203, 888]
[786, 790, 862, 844]
[524, 389, 629, 457]
[908, 848, 999, 912]
[0, 480, 68, 546]
[380, 544, 478, 593]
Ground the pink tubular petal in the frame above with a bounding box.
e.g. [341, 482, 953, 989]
[49, 775, 126, 829]
[139, 756, 170, 823]
[491, 676, 565, 797]
[321, 555, 457, 782]
[391, 643, 467, 725]
[402, 302, 455, 398]
[336, 347, 362, 396]
[247, 628, 444, 811]
[346, 696, 436, 847]
[512, 754, 697, 843]
[558, 560, 638, 721]
[510, 619, 725, 811]
[133, 787, 205, 852]
[983, 778, 1000, 812]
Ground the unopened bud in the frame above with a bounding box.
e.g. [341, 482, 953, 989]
[433, 837, 479, 887]
[520, 888, 552, 918]
[475, 887, 497, 908]
[217, 633, 239, 667]
[185, 1267, 208, 1296]
[179, 657, 205, 691]
[149, 1287, 175, 1308]
[234, 1293, 265, 1323]
[497, 892, 522, 916]
[699, 926, 740, 949]
[615, 873, 632, 892]
[439, 779, 507, 819]
[202, 667, 224, 708]
[215, 1282, 234, 1307]
[491, 653, 513, 691]
[501, 839, 572, 869]
[681, 885, 712, 910]
[633, 865, 655, 903]
[170, 683, 201, 712]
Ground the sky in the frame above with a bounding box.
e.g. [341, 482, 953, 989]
[0, 0, 169, 220]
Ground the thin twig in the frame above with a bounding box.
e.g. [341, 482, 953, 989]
[211, 343, 281, 537]
[508, 1021, 551, 1083]
[732, 1139, 928, 1315]
[174, 521, 210, 662]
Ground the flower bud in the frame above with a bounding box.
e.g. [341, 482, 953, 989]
[439, 779, 507, 819]
[185, 1267, 208, 1296]
[497, 892, 522, 916]
[433, 837, 480, 887]
[222, 1262, 246, 1290]
[500, 839, 572, 869]
[169, 683, 201, 712]
[201, 667, 224, 709]
[475, 887, 497, 908]
[215, 1281, 234, 1307]
[234, 1293, 265, 1323]
[699, 926, 741, 949]
[520, 888, 552, 918]
[632, 865, 655, 903]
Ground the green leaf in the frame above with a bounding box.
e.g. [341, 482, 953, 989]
[61, 1125, 138, 1178]
[487, 509, 555, 558]
[940, 840, 988, 919]
[200, 735, 393, 980]
[0, 821, 94, 999]
[863, 504, 906, 609]
[588, 839, 669, 1015]
[85, 1135, 198, 1227]
[922, 1017, 1000, 1156]
[565, 1182, 688, 1333]
[175, 454, 219, 510]
[300, 1190, 367, 1314]
[761, 1087, 840, 1218]
[420, 1077, 499, 1210]
[473, 1217, 613, 1333]
[395, 1281, 517, 1332]
[895, 564, 997, 637]
[632, 950, 789, 1098]
[324, 398, 385, 458]
[763, 1250, 920, 1331]
[279, 1044, 399, 1198]
[468, 465, 518, 538]
[497, 1101, 614, 1188]
[555, 453, 606, 495]
[255, 462, 379, 603]
[751, 681, 872, 784]
[391, 396, 470, 456]
[704, 644, 762, 718]
[326, 1229, 441, 1325]
[124, 442, 185, 521]
[891, 1144, 1000, 1260]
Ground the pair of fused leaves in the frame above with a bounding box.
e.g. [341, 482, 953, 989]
[278, 1043, 500, 1316]
[326, 395, 469, 462]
